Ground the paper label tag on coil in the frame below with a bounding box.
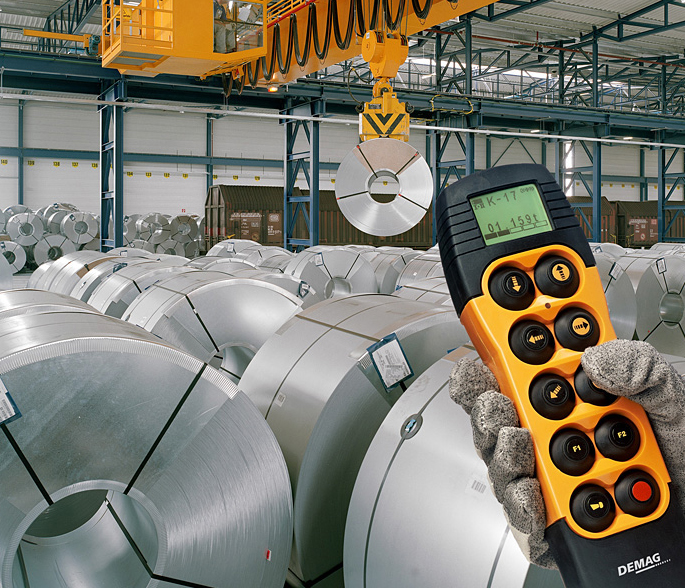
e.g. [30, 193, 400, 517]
[226, 243, 235, 253]
[464, 473, 489, 499]
[657, 257, 667, 274]
[367, 334, 413, 390]
[314, 253, 324, 267]
[609, 262, 623, 281]
[0, 380, 20, 426]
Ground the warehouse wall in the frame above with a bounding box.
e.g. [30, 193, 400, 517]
[0, 99, 682, 217]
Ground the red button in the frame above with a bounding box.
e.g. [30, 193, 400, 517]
[631, 480, 653, 503]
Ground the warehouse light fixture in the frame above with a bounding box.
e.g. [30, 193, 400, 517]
[530, 129, 542, 133]
[421, 73, 435, 79]
[624, 136, 634, 140]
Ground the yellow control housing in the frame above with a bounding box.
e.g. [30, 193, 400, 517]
[461, 243, 671, 539]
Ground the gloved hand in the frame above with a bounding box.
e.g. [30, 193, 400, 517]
[449, 339, 685, 570]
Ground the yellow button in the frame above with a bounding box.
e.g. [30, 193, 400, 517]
[552, 262, 572, 283]
[572, 317, 591, 336]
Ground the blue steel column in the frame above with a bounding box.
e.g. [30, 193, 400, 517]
[592, 141, 602, 242]
[17, 100, 24, 206]
[309, 102, 320, 247]
[465, 17, 473, 95]
[206, 115, 214, 194]
[658, 145, 666, 242]
[99, 81, 125, 251]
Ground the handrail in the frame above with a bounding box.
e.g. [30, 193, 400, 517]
[267, 0, 314, 27]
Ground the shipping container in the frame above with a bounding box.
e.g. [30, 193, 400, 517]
[567, 197, 617, 243]
[206, 186, 434, 250]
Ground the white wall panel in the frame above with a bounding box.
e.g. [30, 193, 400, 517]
[126, 111, 206, 156]
[23, 103, 98, 151]
[0, 159, 18, 210]
[123, 162, 206, 216]
[0, 103, 19, 148]
[213, 116, 283, 160]
[24, 159, 99, 212]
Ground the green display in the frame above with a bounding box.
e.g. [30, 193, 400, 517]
[470, 183, 553, 246]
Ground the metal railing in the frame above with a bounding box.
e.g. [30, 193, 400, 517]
[102, 0, 174, 57]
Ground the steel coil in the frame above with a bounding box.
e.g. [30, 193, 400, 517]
[4, 204, 30, 217]
[0, 288, 99, 319]
[361, 249, 421, 294]
[186, 257, 257, 273]
[207, 239, 260, 258]
[184, 241, 200, 258]
[88, 262, 196, 319]
[0, 241, 26, 274]
[344, 346, 564, 588]
[30, 235, 77, 266]
[636, 254, 685, 355]
[238, 295, 469, 586]
[393, 276, 452, 305]
[0, 210, 9, 234]
[284, 248, 378, 298]
[123, 271, 306, 381]
[155, 240, 186, 256]
[137, 213, 171, 244]
[70, 257, 158, 303]
[395, 252, 445, 288]
[168, 215, 199, 244]
[253, 249, 296, 273]
[616, 251, 676, 291]
[594, 252, 638, 340]
[335, 138, 433, 236]
[60, 213, 99, 245]
[46, 210, 70, 235]
[27, 251, 107, 291]
[589, 242, 627, 259]
[7, 213, 45, 247]
[0, 298, 292, 588]
[124, 214, 142, 244]
[129, 239, 156, 252]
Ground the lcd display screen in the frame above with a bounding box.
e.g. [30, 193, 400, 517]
[469, 183, 553, 245]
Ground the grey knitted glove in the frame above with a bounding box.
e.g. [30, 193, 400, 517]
[449, 339, 685, 571]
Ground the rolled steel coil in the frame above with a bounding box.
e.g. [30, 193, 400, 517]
[392, 276, 452, 306]
[4, 204, 30, 216]
[615, 251, 677, 291]
[361, 249, 421, 294]
[0, 241, 27, 274]
[129, 239, 156, 252]
[27, 251, 113, 294]
[253, 249, 296, 273]
[335, 138, 433, 237]
[79, 237, 101, 251]
[137, 213, 171, 244]
[0, 288, 99, 319]
[207, 239, 260, 258]
[30, 235, 77, 266]
[61, 212, 99, 245]
[344, 347, 563, 588]
[636, 254, 685, 355]
[395, 252, 445, 289]
[169, 215, 199, 243]
[594, 252, 638, 340]
[46, 209, 70, 235]
[88, 261, 196, 319]
[123, 271, 306, 381]
[238, 295, 469, 586]
[589, 242, 627, 259]
[124, 214, 142, 244]
[184, 241, 200, 258]
[155, 239, 186, 256]
[0, 295, 292, 588]
[70, 257, 159, 303]
[650, 242, 685, 252]
[283, 248, 378, 298]
[7, 213, 45, 247]
[186, 257, 257, 274]
[0, 210, 9, 234]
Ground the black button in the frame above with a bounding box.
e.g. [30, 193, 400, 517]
[509, 321, 555, 365]
[554, 308, 600, 352]
[574, 367, 617, 406]
[615, 470, 661, 518]
[530, 374, 576, 420]
[489, 268, 535, 311]
[595, 415, 640, 461]
[571, 485, 616, 533]
[534, 256, 579, 298]
[550, 429, 595, 476]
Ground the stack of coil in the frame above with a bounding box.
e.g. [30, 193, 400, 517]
[0, 289, 292, 588]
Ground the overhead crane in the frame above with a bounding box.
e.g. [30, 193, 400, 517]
[100, 0, 496, 140]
